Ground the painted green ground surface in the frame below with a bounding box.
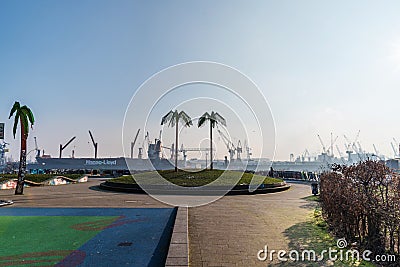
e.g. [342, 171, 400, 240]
[0, 216, 118, 266]
[0, 208, 176, 267]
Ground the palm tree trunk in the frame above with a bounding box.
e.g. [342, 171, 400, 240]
[210, 123, 213, 170]
[15, 121, 26, 195]
[175, 117, 178, 172]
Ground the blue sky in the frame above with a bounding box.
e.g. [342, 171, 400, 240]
[2, 1, 400, 161]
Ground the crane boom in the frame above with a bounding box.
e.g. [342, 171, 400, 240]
[62, 136, 76, 150]
[217, 130, 236, 160]
[390, 142, 398, 158]
[317, 135, 326, 153]
[343, 134, 352, 151]
[59, 136, 76, 158]
[336, 145, 343, 157]
[373, 144, 379, 156]
[330, 134, 339, 157]
[89, 131, 96, 147]
[353, 130, 360, 144]
[88, 130, 98, 158]
[131, 129, 140, 158]
[34, 137, 40, 157]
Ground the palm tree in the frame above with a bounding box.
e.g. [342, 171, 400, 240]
[161, 110, 192, 172]
[198, 111, 226, 170]
[9, 101, 35, 195]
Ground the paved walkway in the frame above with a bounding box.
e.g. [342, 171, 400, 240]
[188, 183, 316, 266]
[0, 180, 315, 267]
[0, 179, 170, 208]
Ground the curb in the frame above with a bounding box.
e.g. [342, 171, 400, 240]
[165, 207, 189, 266]
[99, 182, 291, 195]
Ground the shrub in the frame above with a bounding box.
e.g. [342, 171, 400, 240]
[320, 160, 400, 263]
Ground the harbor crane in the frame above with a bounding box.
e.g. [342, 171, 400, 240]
[317, 135, 327, 154]
[352, 142, 363, 161]
[179, 144, 210, 162]
[27, 137, 41, 158]
[393, 138, 400, 158]
[373, 144, 379, 156]
[34, 137, 40, 157]
[244, 140, 252, 160]
[372, 144, 382, 160]
[138, 131, 149, 159]
[357, 142, 363, 154]
[236, 140, 242, 160]
[130, 129, 140, 158]
[336, 145, 346, 164]
[59, 136, 76, 158]
[161, 144, 174, 159]
[344, 130, 360, 163]
[393, 138, 399, 146]
[390, 142, 398, 158]
[88, 130, 98, 159]
[318, 133, 338, 157]
[217, 129, 236, 161]
[330, 133, 339, 157]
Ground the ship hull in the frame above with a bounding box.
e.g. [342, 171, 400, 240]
[30, 157, 174, 171]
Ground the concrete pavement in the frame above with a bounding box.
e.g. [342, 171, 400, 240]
[0, 179, 170, 208]
[188, 183, 316, 266]
[0, 180, 315, 267]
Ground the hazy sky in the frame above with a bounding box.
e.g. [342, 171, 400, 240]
[2, 0, 400, 161]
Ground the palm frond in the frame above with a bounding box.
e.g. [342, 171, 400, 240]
[9, 102, 35, 138]
[161, 110, 174, 125]
[12, 113, 19, 138]
[8, 101, 20, 119]
[178, 111, 192, 127]
[212, 112, 226, 126]
[20, 115, 29, 136]
[21, 106, 35, 126]
[197, 112, 210, 127]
